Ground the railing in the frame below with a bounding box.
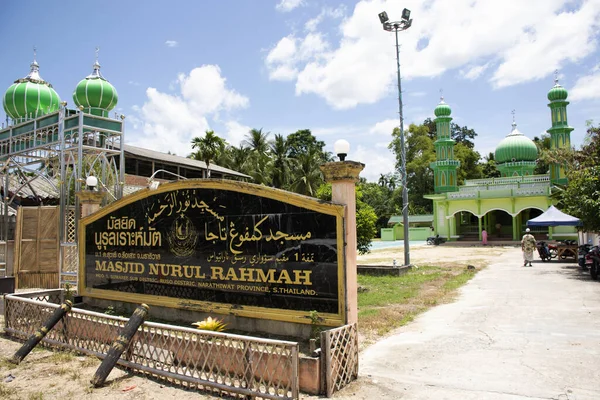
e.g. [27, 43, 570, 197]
[447, 184, 550, 200]
[4, 292, 300, 399]
[464, 175, 550, 186]
[321, 323, 358, 397]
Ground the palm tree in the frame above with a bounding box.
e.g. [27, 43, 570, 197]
[288, 148, 324, 196]
[270, 134, 291, 189]
[190, 130, 226, 178]
[242, 128, 270, 157]
[241, 128, 272, 185]
[226, 145, 252, 174]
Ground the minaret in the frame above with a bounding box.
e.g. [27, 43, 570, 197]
[430, 96, 460, 193]
[546, 72, 573, 185]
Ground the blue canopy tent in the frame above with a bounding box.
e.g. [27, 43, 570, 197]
[526, 205, 582, 227]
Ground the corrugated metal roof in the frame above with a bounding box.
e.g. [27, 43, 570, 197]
[388, 214, 434, 225]
[122, 144, 251, 179]
[0, 174, 60, 199]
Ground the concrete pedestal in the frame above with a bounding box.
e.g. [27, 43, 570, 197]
[320, 160, 364, 325]
[76, 191, 105, 218]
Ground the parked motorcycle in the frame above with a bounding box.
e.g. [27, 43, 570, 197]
[536, 241, 552, 262]
[585, 246, 600, 280]
[547, 243, 558, 259]
[578, 244, 592, 268]
[426, 234, 446, 246]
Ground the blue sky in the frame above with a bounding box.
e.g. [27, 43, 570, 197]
[2, 0, 600, 182]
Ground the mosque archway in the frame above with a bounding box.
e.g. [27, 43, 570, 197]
[454, 211, 479, 240]
[484, 209, 513, 240]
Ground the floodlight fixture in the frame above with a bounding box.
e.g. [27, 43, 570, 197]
[402, 8, 411, 21]
[334, 139, 350, 161]
[378, 11, 389, 24]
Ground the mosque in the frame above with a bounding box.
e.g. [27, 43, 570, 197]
[424, 78, 575, 241]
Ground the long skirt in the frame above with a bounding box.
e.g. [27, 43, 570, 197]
[523, 250, 534, 262]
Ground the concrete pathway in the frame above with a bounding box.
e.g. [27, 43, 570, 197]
[341, 247, 600, 399]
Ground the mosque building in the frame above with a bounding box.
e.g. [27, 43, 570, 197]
[424, 77, 575, 241]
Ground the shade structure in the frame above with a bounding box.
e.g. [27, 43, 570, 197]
[527, 205, 582, 227]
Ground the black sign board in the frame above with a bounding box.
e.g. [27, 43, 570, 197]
[80, 181, 346, 325]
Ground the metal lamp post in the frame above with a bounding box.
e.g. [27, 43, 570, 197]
[378, 9, 413, 266]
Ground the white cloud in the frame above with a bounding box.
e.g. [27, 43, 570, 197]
[354, 143, 396, 182]
[276, 0, 303, 13]
[177, 65, 249, 114]
[305, 6, 346, 32]
[128, 65, 249, 156]
[265, 0, 600, 109]
[369, 119, 398, 136]
[265, 36, 299, 81]
[266, 33, 330, 82]
[165, 40, 179, 47]
[570, 71, 600, 101]
[461, 63, 491, 80]
[223, 121, 251, 147]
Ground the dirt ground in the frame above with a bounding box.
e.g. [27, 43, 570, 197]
[0, 243, 514, 400]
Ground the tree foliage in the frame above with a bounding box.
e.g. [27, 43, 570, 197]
[481, 152, 501, 178]
[422, 118, 478, 148]
[533, 134, 552, 175]
[554, 123, 600, 232]
[316, 183, 377, 254]
[190, 130, 227, 178]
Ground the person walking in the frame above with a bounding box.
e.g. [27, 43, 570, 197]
[482, 229, 488, 245]
[521, 228, 536, 267]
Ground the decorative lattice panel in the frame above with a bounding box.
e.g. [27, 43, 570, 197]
[66, 208, 77, 243]
[4, 293, 299, 399]
[61, 244, 79, 274]
[321, 323, 359, 397]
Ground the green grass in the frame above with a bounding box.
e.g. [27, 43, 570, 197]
[358, 308, 380, 318]
[443, 269, 477, 291]
[357, 265, 481, 340]
[358, 266, 442, 307]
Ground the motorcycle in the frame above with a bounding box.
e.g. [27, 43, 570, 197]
[536, 241, 552, 262]
[585, 246, 600, 280]
[578, 244, 592, 268]
[426, 234, 446, 246]
[547, 243, 558, 259]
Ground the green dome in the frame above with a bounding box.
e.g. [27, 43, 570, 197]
[434, 98, 451, 117]
[547, 82, 568, 101]
[73, 61, 118, 116]
[2, 60, 61, 121]
[495, 123, 538, 163]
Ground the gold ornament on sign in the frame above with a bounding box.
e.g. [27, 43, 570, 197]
[166, 214, 198, 257]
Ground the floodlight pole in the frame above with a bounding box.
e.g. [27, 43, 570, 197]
[394, 26, 410, 266]
[382, 13, 412, 266]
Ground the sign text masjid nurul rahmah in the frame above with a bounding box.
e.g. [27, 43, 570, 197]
[81, 182, 346, 325]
